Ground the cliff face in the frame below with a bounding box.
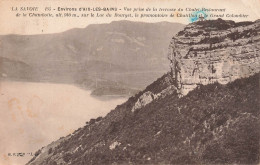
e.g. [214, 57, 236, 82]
[168, 19, 260, 95]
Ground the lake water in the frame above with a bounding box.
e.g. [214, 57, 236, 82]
[0, 81, 126, 165]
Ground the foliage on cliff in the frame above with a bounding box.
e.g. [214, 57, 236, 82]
[28, 72, 259, 165]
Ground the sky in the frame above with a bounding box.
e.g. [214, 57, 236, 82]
[0, 0, 259, 35]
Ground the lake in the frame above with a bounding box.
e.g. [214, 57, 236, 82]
[0, 81, 126, 165]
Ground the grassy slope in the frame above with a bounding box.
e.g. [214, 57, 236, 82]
[29, 73, 259, 165]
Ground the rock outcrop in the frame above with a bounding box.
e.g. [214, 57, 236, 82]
[131, 85, 176, 112]
[168, 19, 260, 95]
[131, 91, 155, 112]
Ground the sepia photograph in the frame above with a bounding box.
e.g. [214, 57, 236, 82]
[0, 0, 259, 164]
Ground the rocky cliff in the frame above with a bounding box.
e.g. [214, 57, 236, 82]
[168, 19, 260, 95]
[27, 19, 260, 165]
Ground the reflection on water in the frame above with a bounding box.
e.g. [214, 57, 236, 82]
[0, 81, 126, 165]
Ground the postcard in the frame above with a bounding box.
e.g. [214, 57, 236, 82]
[0, 0, 259, 164]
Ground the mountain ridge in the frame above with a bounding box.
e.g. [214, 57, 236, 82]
[0, 21, 184, 96]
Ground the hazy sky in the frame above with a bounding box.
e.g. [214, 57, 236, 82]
[0, 0, 259, 35]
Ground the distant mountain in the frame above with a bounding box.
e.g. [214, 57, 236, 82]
[0, 56, 33, 80]
[0, 21, 184, 95]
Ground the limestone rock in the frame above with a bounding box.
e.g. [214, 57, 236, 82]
[131, 85, 177, 112]
[131, 91, 155, 112]
[168, 19, 260, 95]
